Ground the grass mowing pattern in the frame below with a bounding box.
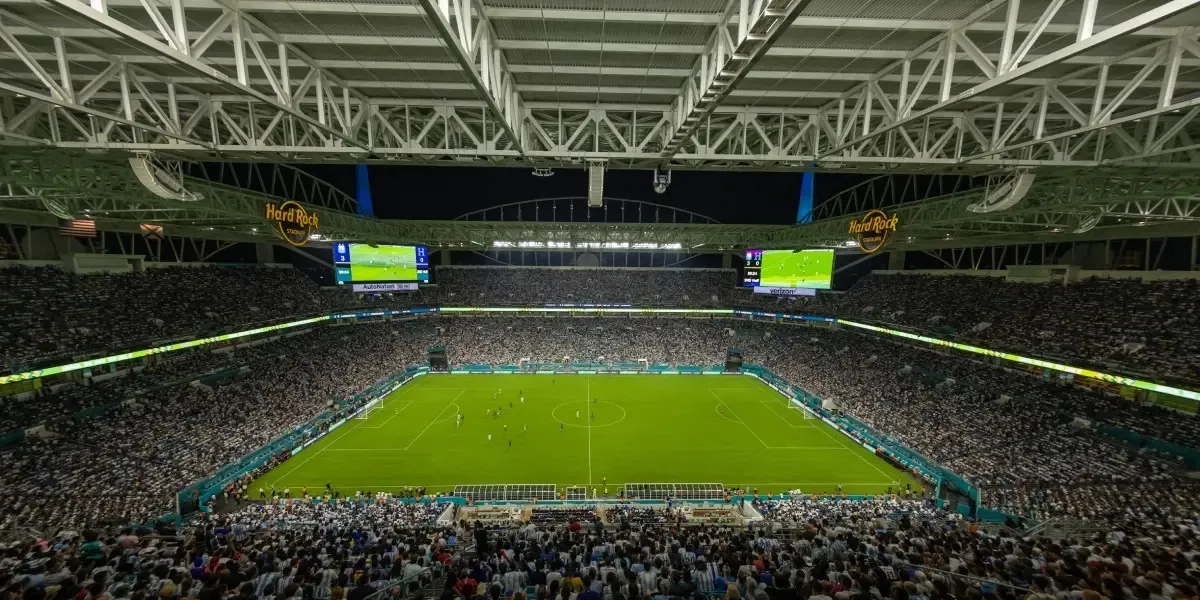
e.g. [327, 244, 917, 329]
[252, 374, 916, 496]
[760, 249, 834, 289]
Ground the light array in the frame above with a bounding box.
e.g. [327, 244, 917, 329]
[491, 241, 684, 250]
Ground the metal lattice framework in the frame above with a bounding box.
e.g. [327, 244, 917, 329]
[0, 152, 1198, 251]
[452, 483, 556, 501]
[623, 483, 726, 500]
[0, 0, 1198, 171]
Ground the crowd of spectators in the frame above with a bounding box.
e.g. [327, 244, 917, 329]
[3, 492, 1198, 600]
[0, 265, 354, 369]
[5, 264, 1197, 384]
[2, 264, 1199, 537]
[218, 498, 449, 531]
[0, 322, 429, 532]
[425, 269, 739, 307]
[2, 313, 1198, 532]
[793, 274, 1200, 381]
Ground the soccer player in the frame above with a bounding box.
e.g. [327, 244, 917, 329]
[488, 434, 492, 441]
[523, 424, 527, 432]
[503, 424, 508, 433]
[560, 422, 565, 431]
[508, 439, 512, 448]
[593, 397, 597, 404]
[509, 401, 513, 408]
[575, 410, 580, 419]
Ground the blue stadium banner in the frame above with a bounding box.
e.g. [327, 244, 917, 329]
[355, 164, 374, 218]
[796, 169, 814, 224]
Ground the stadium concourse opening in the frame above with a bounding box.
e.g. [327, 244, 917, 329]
[251, 373, 915, 498]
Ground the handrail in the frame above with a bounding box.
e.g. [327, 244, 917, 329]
[360, 567, 433, 600]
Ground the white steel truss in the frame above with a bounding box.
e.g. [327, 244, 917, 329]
[1, 0, 1199, 171]
[661, 0, 811, 160]
[415, 0, 523, 154]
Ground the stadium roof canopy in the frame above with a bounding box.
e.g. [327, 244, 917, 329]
[2, 153, 1197, 252]
[0, 0, 1199, 173]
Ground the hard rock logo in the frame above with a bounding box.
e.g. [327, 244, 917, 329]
[265, 200, 319, 246]
[848, 209, 899, 253]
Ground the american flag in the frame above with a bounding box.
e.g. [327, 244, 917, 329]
[59, 218, 97, 238]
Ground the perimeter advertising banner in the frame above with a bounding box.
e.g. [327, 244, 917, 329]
[753, 286, 817, 296]
[351, 282, 418, 292]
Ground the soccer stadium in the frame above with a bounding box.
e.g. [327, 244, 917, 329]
[3, 2, 1200, 600]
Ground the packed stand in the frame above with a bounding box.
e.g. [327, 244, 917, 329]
[429, 268, 740, 307]
[809, 274, 1200, 380]
[219, 497, 449, 530]
[0, 265, 358, 369]
[0, 321, 429, 532]
[5, 493, 1200, 600]
[742, 325, 1193, 489]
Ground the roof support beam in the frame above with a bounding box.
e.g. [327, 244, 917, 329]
[660, 0, 812, 161]
[817, 0, 1200, 160]
[0, 10, 212, 148]
[416, 0, 525, 154]
[39, 0, 371, 152]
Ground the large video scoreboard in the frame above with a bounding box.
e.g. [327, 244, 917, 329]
[333, 243, 429, 291]
[741, 248, 834, 290]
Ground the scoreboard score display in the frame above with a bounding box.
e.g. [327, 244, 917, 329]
[333, 243, 430, 289]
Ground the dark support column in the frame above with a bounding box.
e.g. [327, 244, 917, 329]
[255, 243, 275, 264]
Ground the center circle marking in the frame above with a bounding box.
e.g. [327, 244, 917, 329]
[551, 401, 628, 428]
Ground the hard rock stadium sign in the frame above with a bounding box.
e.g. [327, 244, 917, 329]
[848, 209, 899, 253]
[265, 200, 320, 246]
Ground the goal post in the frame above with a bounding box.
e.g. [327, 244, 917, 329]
[787, 401, 818, 420]
[354, 404, 379, 420]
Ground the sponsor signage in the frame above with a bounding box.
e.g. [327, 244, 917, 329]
[753, 286, 816, 296]
[351, 282, 418, 292]
[265, 200, 319, 246]
[848, 209, 899, 253]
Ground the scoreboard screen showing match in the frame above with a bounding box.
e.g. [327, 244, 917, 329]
[742, 248, 834, 290]
[333, 243, 429, 286]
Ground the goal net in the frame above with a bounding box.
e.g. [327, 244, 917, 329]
[355, 404, 378, 420]
[789, 403, 818, 420]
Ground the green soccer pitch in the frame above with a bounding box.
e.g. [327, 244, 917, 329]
[759, 250, 834, 289]
[250, 374, 916, 496]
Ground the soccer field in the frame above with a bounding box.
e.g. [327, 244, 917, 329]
[349, 263, 418, 282]
[251, 374, 915, 496]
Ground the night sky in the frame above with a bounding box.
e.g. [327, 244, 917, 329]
[298, 164, 871, 224]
